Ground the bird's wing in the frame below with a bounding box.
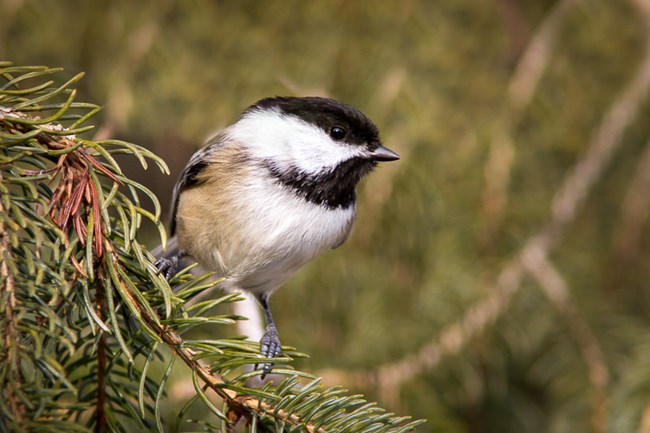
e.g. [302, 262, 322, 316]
[169, 133, 227, 235]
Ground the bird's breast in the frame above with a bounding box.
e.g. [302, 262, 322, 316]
[176, 175, 356, 294]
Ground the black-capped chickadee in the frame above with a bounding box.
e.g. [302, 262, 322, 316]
[156, 96, 399, 376]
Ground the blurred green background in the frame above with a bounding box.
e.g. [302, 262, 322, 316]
[3, 1, 650, 432]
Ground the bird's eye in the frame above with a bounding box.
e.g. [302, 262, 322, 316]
[329, 126, 347, 141]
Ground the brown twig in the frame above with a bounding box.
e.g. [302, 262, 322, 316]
[102, 241, 328, 433]
[149, 318, 327, 433]
[0, 114, 122, 267]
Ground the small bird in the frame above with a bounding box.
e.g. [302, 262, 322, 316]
[156, 96, 399, 376]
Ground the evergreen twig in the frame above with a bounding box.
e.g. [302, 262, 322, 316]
[0, 63, 424, 433]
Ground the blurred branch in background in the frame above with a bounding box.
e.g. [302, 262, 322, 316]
[611, 0, 650, 284]
[522, 250, 608, 433]
[321, 1, 650, 429]
[481, 0, 582, 247]
[612, 136, 650, 267]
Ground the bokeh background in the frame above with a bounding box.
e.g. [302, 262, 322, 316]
[3, 1, 650, 432]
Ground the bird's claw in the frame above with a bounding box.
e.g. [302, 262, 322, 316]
[155, 256, 181, 280]
[257, 326, 282, 379]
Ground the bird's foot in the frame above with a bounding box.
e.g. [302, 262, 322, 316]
[155, 255, 182, 280]
[257, 325, 282, 379]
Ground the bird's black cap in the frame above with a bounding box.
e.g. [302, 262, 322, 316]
[246, 96, 382, 151]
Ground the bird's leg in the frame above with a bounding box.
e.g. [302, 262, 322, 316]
[155, 250, 190, 279]
[257, 293, 282, 379]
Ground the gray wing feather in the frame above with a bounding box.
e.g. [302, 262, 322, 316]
[169, 133, 227, 235]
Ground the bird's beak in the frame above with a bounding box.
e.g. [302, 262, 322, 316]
[369, 145, 400, 162]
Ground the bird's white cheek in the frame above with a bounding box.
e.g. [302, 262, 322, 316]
[288, 137, 361, 173]
[227, 110, 364, 173]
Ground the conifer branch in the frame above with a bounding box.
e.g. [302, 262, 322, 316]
[0, 190, 25, 428]
[95, 274, 109, 433]
[0, 63, 423, 433]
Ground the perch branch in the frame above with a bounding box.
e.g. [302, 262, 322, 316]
[103, 241, 328, 433]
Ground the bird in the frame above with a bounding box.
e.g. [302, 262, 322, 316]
[155, 96, 399, 377]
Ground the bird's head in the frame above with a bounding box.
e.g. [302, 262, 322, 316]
[225, 96, 399, 208]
